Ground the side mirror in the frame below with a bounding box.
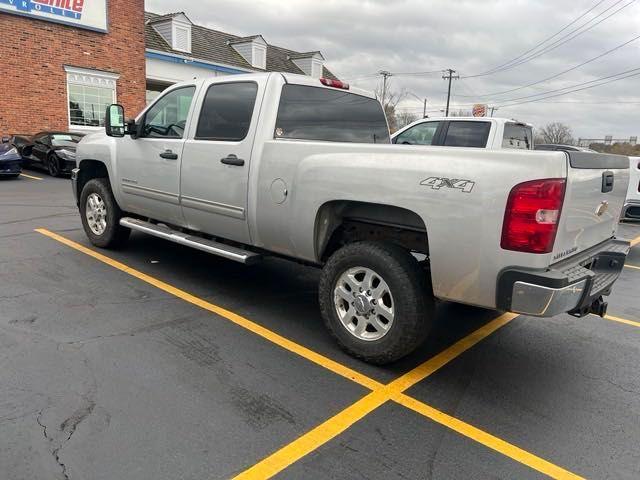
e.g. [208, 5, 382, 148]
[105, 104, 125, 137]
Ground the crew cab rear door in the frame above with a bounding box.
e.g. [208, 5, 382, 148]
[180, 79, 264, 244]
[552, 152, 629, 261]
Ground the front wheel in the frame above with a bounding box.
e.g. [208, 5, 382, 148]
[47, 153, 61, 177]
[319, 241, 434, 364]
[79, 178, 130, 248]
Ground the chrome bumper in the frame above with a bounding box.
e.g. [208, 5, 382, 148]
[497, 238, 629, 318]
[511, 279, 588, 316]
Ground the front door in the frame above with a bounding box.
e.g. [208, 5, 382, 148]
[180, 81, 261, 244]
[117, 86, 196, 226]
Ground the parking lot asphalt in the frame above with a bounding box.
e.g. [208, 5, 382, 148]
[1, 171, 640, 479]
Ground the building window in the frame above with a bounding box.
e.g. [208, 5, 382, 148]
[64, 66, 119, 130]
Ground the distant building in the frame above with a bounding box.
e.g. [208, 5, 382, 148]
[144, 11, 338, 103]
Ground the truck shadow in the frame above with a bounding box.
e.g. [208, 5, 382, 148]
[123, 232, 508, 380]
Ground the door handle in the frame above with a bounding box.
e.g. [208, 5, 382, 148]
[220, 154, 245, 166]
[159, 150, 178, 160]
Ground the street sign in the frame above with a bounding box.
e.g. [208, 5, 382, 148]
[472, 104, 487, 117]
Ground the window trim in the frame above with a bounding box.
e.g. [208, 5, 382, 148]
[193, 81, 259, 142]
[139, 85, 197, 140]
[64, 66, 119, 132]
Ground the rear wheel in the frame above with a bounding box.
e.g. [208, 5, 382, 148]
[47, 153, 61, 177]
[79, 178, 130, 248]
[319, 241, 434, 364]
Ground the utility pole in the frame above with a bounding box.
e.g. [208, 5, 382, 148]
[378, 70, 393, 108]
[489, 106, 498, 117]
[423, 98, 427, 118]
[442, 68, 459, 117]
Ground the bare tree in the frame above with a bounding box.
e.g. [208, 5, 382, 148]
[374, 81, 407, 133]
[539, 122, 574, 145]
[396, 111, 418, 129]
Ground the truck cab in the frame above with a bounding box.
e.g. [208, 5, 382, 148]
[391, 117, 533, 150]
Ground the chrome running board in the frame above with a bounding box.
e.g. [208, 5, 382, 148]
[119, 217, 261, 265]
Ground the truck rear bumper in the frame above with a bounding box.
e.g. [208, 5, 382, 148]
[497, 238, 630, 317]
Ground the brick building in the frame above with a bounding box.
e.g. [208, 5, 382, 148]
[0, 0, 146, 135]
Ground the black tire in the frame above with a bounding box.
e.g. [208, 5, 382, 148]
[47, 153, 61, 177]
[319, 241, 435, 364]
[79, 178, 130, 249]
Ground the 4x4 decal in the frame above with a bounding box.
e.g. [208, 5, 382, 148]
[420, 177, 475, 193]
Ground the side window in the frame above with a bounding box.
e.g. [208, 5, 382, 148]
[442, 121, 491, 148]
[142, 86, 196, 139]
[395, 122, 440, 145]
[195, 82, 258, 141]
[502, 123, 532, 150]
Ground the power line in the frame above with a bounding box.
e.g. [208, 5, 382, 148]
[456, 33, 640, 98]
[463, 0, 634, 78]
[492, 66, 640, 104]
[495, 68, 640, 108]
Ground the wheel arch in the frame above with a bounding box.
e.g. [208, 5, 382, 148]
[76, 159, 110, 201]
[314, 200, 429, 262]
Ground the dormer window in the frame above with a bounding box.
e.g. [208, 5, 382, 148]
[148, 12, 192, 54]
[289, 52, 325, 78]
[228, 35, 267, 70]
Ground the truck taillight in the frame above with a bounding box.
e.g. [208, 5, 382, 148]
[320, 78, 349, 90]
[501, 178, 566, 254]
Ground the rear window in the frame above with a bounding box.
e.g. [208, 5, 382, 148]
[502, 123, 532, 150]
[442, 121, 491, 148]
[275, 84, 389, 143]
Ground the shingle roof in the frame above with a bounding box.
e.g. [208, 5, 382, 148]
[144, 11, 338, 80]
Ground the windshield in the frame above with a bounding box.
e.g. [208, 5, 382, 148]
[275, 84, 390, 143]
[51, 133, 83, 146]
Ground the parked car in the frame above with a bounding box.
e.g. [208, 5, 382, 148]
[535, 144, 597, 153]
[391, 117, 534, 150]
[622, 156, 640, 221]
[71, 73, 630, 364]
[21, 132, 85, 177]
[0, 136, 22, 178]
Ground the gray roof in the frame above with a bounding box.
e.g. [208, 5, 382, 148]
[144, 12, 337, 80]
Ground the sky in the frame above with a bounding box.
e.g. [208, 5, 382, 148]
[146, 0, 640, 139]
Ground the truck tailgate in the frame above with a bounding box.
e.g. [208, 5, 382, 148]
[552, 152, 629, 262]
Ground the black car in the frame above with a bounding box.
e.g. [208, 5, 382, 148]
[0, 136, 23, 178]
[21, 132, 85, 177]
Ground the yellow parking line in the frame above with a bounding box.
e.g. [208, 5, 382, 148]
[631, 234, 640, 247]
[386, 313, 517, 393]
[37, 228, 583, 480]
[235, 388, 390, 480]
[604, 314, 640, 329]
[394, 393, 584, 480]
[20, 172, 43, 180]
[34, 228, 382, 391]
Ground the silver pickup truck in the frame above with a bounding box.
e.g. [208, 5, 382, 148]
[72, 72, 630, 364]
